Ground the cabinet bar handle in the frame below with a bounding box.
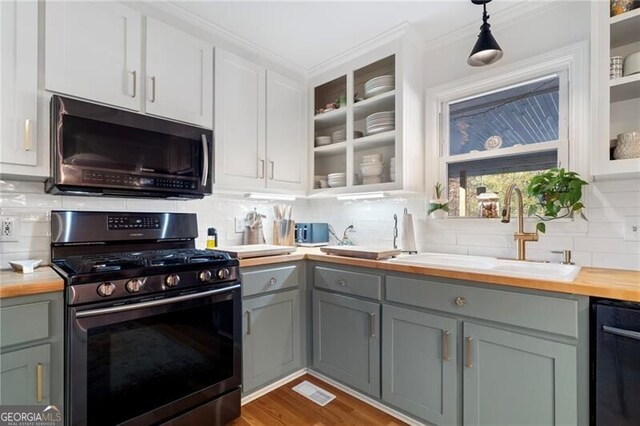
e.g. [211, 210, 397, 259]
[36, 363, 43, 402]
[130, 70, 137, 98]
[259, 158, 265, 179]
[24, 118, 32, 151]
[603, 325, 640, 341]
[443, 330, 450, 361]
[246, 310, 252, 335]
[369, 312, 376, 338]
[269, 160, 275, 179]
[466, 337, 473, 368]
[149, 76, 156, 102]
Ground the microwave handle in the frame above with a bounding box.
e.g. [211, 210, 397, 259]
[201, 134, 209, 186]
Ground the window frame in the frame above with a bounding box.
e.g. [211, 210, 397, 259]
[424, 42, 589, 221]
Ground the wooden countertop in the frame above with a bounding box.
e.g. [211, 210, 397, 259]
[240, 248, 640, 302]
[0, 267, 64, 299]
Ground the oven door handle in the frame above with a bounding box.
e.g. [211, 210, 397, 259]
[201, 134, 209, 187]
[603, 325, 640, 341]
[75, 284, 240, 318]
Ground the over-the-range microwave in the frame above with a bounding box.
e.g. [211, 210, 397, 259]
[46, 95, 213, 199]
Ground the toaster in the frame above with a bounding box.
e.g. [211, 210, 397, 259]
[295, 223, 329, 244]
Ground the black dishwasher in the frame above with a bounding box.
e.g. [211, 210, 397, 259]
[593, 299, 640, 425]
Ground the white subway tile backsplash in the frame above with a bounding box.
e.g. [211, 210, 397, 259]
[592, 253, 640, 270]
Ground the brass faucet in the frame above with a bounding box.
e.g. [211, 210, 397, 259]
[501, 184, 538, 261]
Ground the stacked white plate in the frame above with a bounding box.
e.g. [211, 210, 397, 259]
[327, 172, 346, 187]
[365, 111, 395, 135]
[359, 154, 384, 185]
[390, 157, 396, 181]
[365, 75, 395, 98]
[332, 129, 364, 143]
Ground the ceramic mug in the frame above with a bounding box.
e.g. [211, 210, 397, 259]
[610, 56, 624, 79]
[614, 131, 640, 160]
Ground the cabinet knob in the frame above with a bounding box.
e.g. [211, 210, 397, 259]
[338, 278, 346, 286]
[455, 296, 467, 307]
[269, 277, 277, 286]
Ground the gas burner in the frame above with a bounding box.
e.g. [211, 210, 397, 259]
[64, 253, 147, 274]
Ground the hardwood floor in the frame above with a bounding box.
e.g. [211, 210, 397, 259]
[230, 374, 407, 426]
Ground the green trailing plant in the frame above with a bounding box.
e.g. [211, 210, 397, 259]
[526, 167, 588, 233]
[428, 182, 449, 215]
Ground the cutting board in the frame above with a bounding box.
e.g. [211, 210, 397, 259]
[217, 244, 297, 259]
[320, 246, 401, 260]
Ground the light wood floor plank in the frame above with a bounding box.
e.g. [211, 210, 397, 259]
[230, 374, 407, 426]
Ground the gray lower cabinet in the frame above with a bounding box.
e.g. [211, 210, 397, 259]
[0, 292, 63, 408]
[382, 305, 458, 425]
[242, 289, 301, 393]
[463, 322, 577, 426]
[312, 289, 380, 397]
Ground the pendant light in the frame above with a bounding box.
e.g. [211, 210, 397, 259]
[467, 0, 503, 67]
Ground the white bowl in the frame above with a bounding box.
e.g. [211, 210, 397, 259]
[9, 259, 42, 274]
[327, 172, 346, 179]
[315, 136, 332, 146]
[360, 162, 384, 177]
[624, 51, 640, 76]
[362, 176, 382, 185]
[361, 153, 383, 162]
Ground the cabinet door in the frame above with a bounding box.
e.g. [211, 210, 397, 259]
[0, 0, 38, 168]
[382, 305, 458, 425]
[463, 323, 577, 425]
[0, 344, 50, 405]
[145, 18, 213, 128]
[214, 49, 266, 189]
[312, 290, 380, 397]
[266, 70, 304, 190]
[243, 290, 301, 393]
[45, 1, 141, 110]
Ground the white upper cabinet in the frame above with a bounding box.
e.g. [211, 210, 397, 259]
[266, 70, 305, 190]
[45, 1, 141, 111]
[214, 49, 306, 192]
[0, 0, 43, 177]
[214, 49, 266, 188]
[145, 18, 213, 128]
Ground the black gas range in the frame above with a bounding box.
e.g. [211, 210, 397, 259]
[51, 211, 241, 426]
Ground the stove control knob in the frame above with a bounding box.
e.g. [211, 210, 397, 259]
[216, 268, 230, 280]
[97, 282, 116, 297]
[199, 270, 212, 282]
[126, 278, 143, 293]
[165, 274, 180, 287]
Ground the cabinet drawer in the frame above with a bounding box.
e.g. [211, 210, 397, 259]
[314, 266, 382, 300]
[242, 265, 299, 297]
[386, 276, 578, 338]
[0, 301, 50, 348]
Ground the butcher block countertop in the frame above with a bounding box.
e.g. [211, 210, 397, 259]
[0, 267, 64, 299]
[240, 248, 640, 302]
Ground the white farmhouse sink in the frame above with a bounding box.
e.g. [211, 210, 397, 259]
[389, 252, 581, 282]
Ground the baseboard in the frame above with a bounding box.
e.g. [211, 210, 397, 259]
[241, 369, 307, 405]
[306, 370, 425, 426]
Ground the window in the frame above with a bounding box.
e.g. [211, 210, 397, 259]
[440, 72, 568, 218]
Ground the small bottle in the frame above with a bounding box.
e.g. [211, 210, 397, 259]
[206, 228, 217, 249]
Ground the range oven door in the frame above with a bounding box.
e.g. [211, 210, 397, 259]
[67, 285, 241, 426]
[47, 95, 213, 199]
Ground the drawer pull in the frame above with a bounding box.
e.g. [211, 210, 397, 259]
[149, 76, 156, 102]
[36, 363, 43, 402]
[442, 330, 450, 361]
[269, 277, 277, 286]
[246, 310, 252, 335]
[466, 337, 473, 368]
[369, 312, 376, 338]
[455, 297, 467, 307]
[338, 278, 346, 286]
[129, 70, 137, 98]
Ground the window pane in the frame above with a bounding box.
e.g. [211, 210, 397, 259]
[447, 151, 557, 217]
[449, 76, 560, 156]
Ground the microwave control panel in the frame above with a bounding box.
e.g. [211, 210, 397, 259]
[83, 170, 197, 191]
[108, 214, 161, 230]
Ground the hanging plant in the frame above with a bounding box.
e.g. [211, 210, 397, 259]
[526, 168, 588, 233]
[428, 182, 449, 219]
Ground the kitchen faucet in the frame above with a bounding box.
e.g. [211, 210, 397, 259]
[501, 184, 538, 261]
[328, 224, 355, 246]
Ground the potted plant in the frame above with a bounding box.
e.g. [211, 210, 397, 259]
[526, 167, 588, 233]
[428, 182, 449, 219]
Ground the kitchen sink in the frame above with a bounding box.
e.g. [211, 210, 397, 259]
[389, 252, 581, 282]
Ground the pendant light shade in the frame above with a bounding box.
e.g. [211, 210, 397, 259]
[468, 0, 503, 67]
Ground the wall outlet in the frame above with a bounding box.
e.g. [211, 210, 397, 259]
[0, 216, 19, 242]
[234, 217, 246, 233]
[624, 216, 640, 241]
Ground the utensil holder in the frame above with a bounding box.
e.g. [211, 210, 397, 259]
[273, 220, 295, 246]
